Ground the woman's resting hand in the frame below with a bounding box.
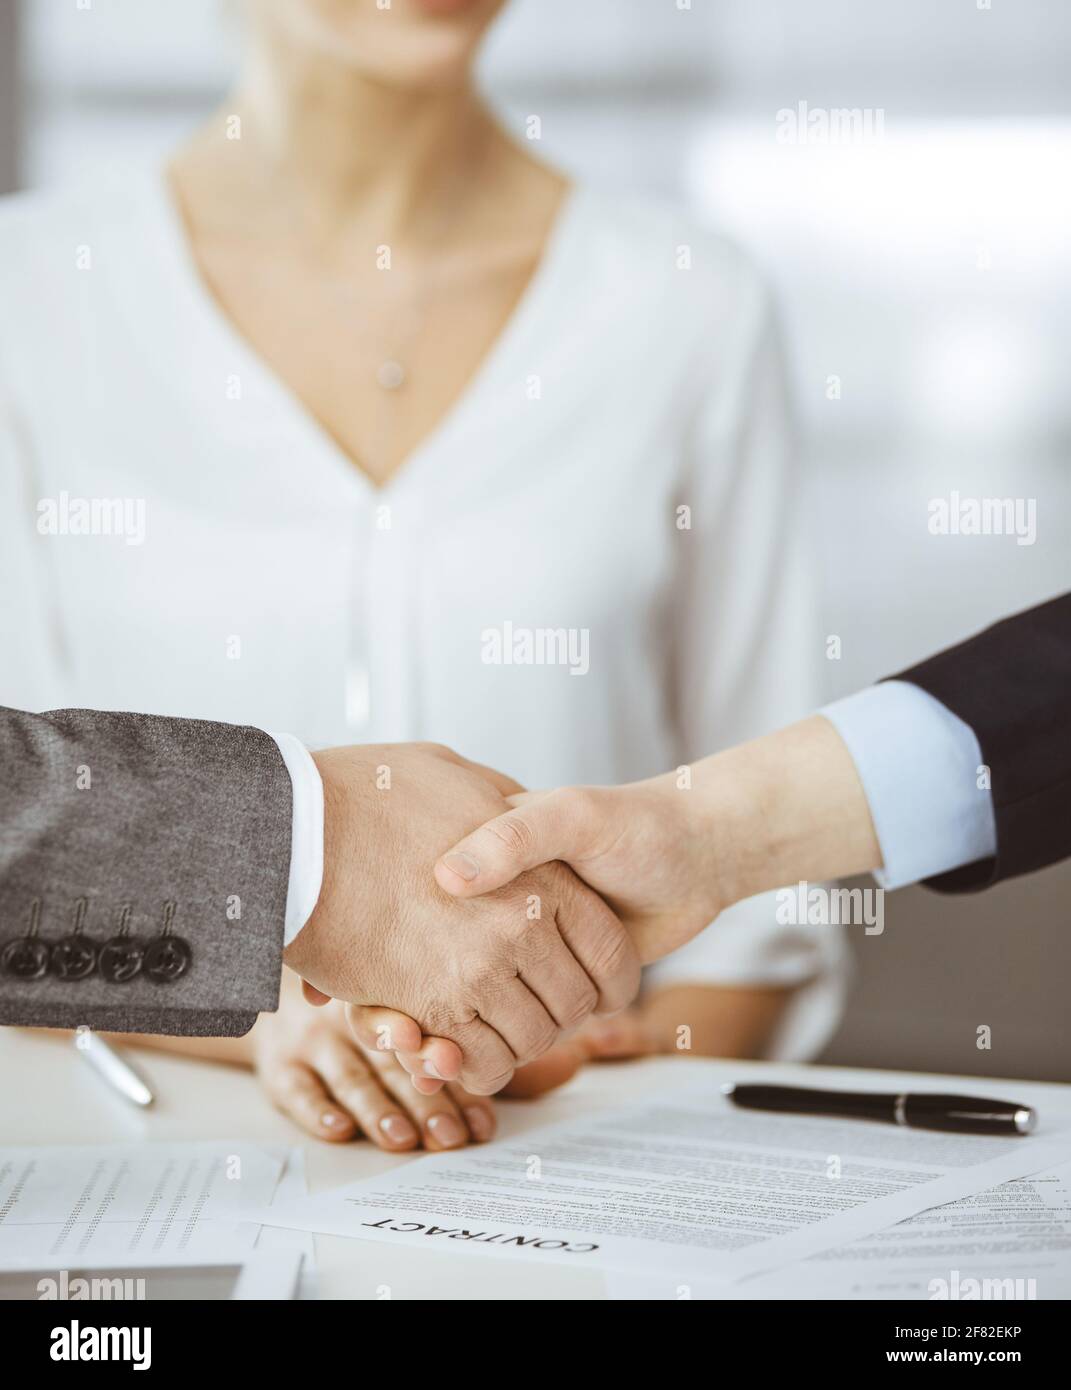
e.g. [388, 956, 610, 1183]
[254, 987, 496, 1151]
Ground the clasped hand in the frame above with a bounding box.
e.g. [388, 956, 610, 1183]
[286, 717, 883, 1096]
[282, 743, 643, 1095]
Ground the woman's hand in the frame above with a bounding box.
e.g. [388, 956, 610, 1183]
[252, 991, 496, 1151]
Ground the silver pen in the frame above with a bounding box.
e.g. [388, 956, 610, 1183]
[74, 1026, 155, 1107]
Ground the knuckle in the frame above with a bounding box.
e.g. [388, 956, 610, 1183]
[586, 921, 637, 984]
[470, 958, 517, 1000]
[540, 858, 578, 899]
[560, 982, 599, 1029]
[331, 1067, 372, 1095]
[425, 995, 477, 1034]
[557, 784, 597, 826]
[271, 1067, 313, 1110]
[513, 916, 556, 963]
[518, 1022, 559, 1065]
[276, 1060, 311, 1092]
[486, 812, 536, 859]
[491, 884, 550, 948]
[464, 1068, 515, 1097]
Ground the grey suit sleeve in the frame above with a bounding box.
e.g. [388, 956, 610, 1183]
[0, 706, 293, 1036]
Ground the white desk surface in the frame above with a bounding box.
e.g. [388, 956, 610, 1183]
[3, 1028, 1069, 1300]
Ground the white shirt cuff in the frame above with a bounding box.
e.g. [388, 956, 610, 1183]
[267, 732, 324, 946]
[820, 681, 997, 890]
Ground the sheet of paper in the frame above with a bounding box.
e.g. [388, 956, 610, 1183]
[255, 1147, 318, 1300]
[0, 1141, 286, 1264]
[721, 1160, 1071, 1301]
[250, 1083, 1071, 1280]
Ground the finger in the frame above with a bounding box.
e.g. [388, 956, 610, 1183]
[445, 1082, 496, 1143]
[474, 975, 560, 1069]
[388, 1057, 447, 1095]
[369, 1010, 514, 1093]
[517, 933, 599, 1033]
[302, 979, 332, 1007]
[390, 1035, 464, 1084]
[345, 1005, 424, 1056]
[315, 1035, 420, 1152]
[434, 788, 594, 897]
[407, 1073, 447, 1096]
[439, 1015, 518, 1096]
[261, 1059, 357, 1142]
[367, 1052, 477, 1150]
[552, 868, 641, 1016]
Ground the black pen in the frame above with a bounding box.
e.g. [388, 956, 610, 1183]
[723, 1083, 1037, 1136]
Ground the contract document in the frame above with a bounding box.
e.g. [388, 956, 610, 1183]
[0, 1142, 286, 1263]
[252, 1083, 1071, 1279]
[746, 1159, 1071, 1299]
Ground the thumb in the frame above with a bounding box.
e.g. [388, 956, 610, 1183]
[434, 788, 591, 897]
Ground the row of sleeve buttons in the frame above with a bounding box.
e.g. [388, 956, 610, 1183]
[1, 899, 192, 983]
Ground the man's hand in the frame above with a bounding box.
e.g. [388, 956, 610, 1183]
[281, 743, 641, 1095]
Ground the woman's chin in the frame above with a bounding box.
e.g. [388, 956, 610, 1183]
[411, 0, 491, 17]
[273, 0, 503, 89]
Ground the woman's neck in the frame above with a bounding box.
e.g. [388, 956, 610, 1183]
[209, 31, 501, 246]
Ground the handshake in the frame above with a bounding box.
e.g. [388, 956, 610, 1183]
[284, 717, 882, 1094]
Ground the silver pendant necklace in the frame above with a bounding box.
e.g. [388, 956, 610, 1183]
[375, 358, 406, 391]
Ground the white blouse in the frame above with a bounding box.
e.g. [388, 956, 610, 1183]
[0, 169, 847, 1059]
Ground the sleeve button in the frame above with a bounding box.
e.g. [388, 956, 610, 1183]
[49, 935, 98, 980]
[99, 937, 144, 983]
[143, 935, 192, 983]
[1, 936, 51, 980]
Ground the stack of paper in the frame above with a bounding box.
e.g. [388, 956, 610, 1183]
[243, 1081, 1071, 1295]
[0, 1140, 314, 1297]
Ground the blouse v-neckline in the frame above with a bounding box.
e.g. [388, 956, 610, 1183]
[143, 167, 585, 503]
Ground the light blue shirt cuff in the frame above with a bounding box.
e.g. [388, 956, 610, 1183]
[820, 681, 997, 890]
[268, 732, 324, 946]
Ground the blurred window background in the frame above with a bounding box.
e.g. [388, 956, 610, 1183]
[3, 0, 1069, 1078]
